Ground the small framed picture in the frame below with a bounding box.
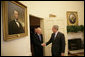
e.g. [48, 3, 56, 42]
[67, 11, 78, 26]
[2, 1, 28, 41]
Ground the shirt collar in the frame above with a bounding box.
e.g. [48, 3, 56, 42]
[15, 19, 18, 22]
[55, 31, 58, 35]
[15, 19, 17, 21]
[37, 34, 40, 36]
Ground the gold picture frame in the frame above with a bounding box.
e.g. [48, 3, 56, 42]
[67, 11, 78, 26]
[2, 1, 28, 41]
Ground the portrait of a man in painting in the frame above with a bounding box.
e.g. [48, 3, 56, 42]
[8, 10, 25, 35]
[2, 1, 28, 41]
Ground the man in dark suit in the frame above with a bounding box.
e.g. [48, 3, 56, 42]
[33, 28, 43, 56]
[41, 25, 65, 56]
[8, 10, 24, 35]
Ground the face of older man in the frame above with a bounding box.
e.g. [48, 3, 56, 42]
[14, 10, 19, 20]
[37, 28, 42, 34]
[52, 27, 57, 33]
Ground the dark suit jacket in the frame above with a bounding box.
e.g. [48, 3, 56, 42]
[33, 33, 43, 56]
[46, 32, 65, 55]
[8, 20, 24, 35]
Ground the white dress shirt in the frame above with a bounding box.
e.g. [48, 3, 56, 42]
[15, 19, 20, 27]
[54, 31, 59, 38]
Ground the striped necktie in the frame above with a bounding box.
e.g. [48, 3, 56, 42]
[38, 34, 41, 41]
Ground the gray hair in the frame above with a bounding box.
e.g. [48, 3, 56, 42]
[53, 25, 59, 30]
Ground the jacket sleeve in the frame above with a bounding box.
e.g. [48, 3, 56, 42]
[60, 34, 65, 53]
[46, 33, 53, 46]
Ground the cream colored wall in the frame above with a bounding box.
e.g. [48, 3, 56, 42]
[1, 1, 32, 56]
[1, 1, 84, 56]
[29, 1, 84, 25]
[29, 1, 84, 56]
[40, 18, 68, 56]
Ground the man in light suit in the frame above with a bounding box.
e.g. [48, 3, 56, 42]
[41, 25, 65, 56]
[8, 10, 24, 35]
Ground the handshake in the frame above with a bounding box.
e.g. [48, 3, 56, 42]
[41, 43, 46, 47]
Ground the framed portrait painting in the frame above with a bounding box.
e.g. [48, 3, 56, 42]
[2, 1, 28, 41]
[67, 11, 78, 26]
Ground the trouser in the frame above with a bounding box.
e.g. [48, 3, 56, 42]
[52, 53, 61, 56]
[52, 50, 61, 56]
[34, 47, 43, 56]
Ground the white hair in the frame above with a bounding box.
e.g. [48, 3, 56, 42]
[37, 27, 41, 31]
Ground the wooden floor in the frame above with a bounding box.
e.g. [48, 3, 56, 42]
[68, 52, 84, 56]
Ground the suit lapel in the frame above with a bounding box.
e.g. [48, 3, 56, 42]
[53, 32, 59, 41]
[14, 20, 19, 28]
[14, 20, 21, 28]
[36, 34, 42, 42]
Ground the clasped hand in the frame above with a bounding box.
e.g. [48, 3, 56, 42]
[41, 43, 46, 47]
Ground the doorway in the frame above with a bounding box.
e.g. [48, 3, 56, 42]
[29, 15, 41, 56]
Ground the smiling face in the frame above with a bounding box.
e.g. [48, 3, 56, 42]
[52, 25, 59, 33]
[52, 27, 57, 33]
[37, 28, 42, 34]
[14, 10, 19, 20]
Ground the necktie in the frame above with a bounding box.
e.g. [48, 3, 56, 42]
[54, 33, 56, 40]
[38, 35, 41, 41]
